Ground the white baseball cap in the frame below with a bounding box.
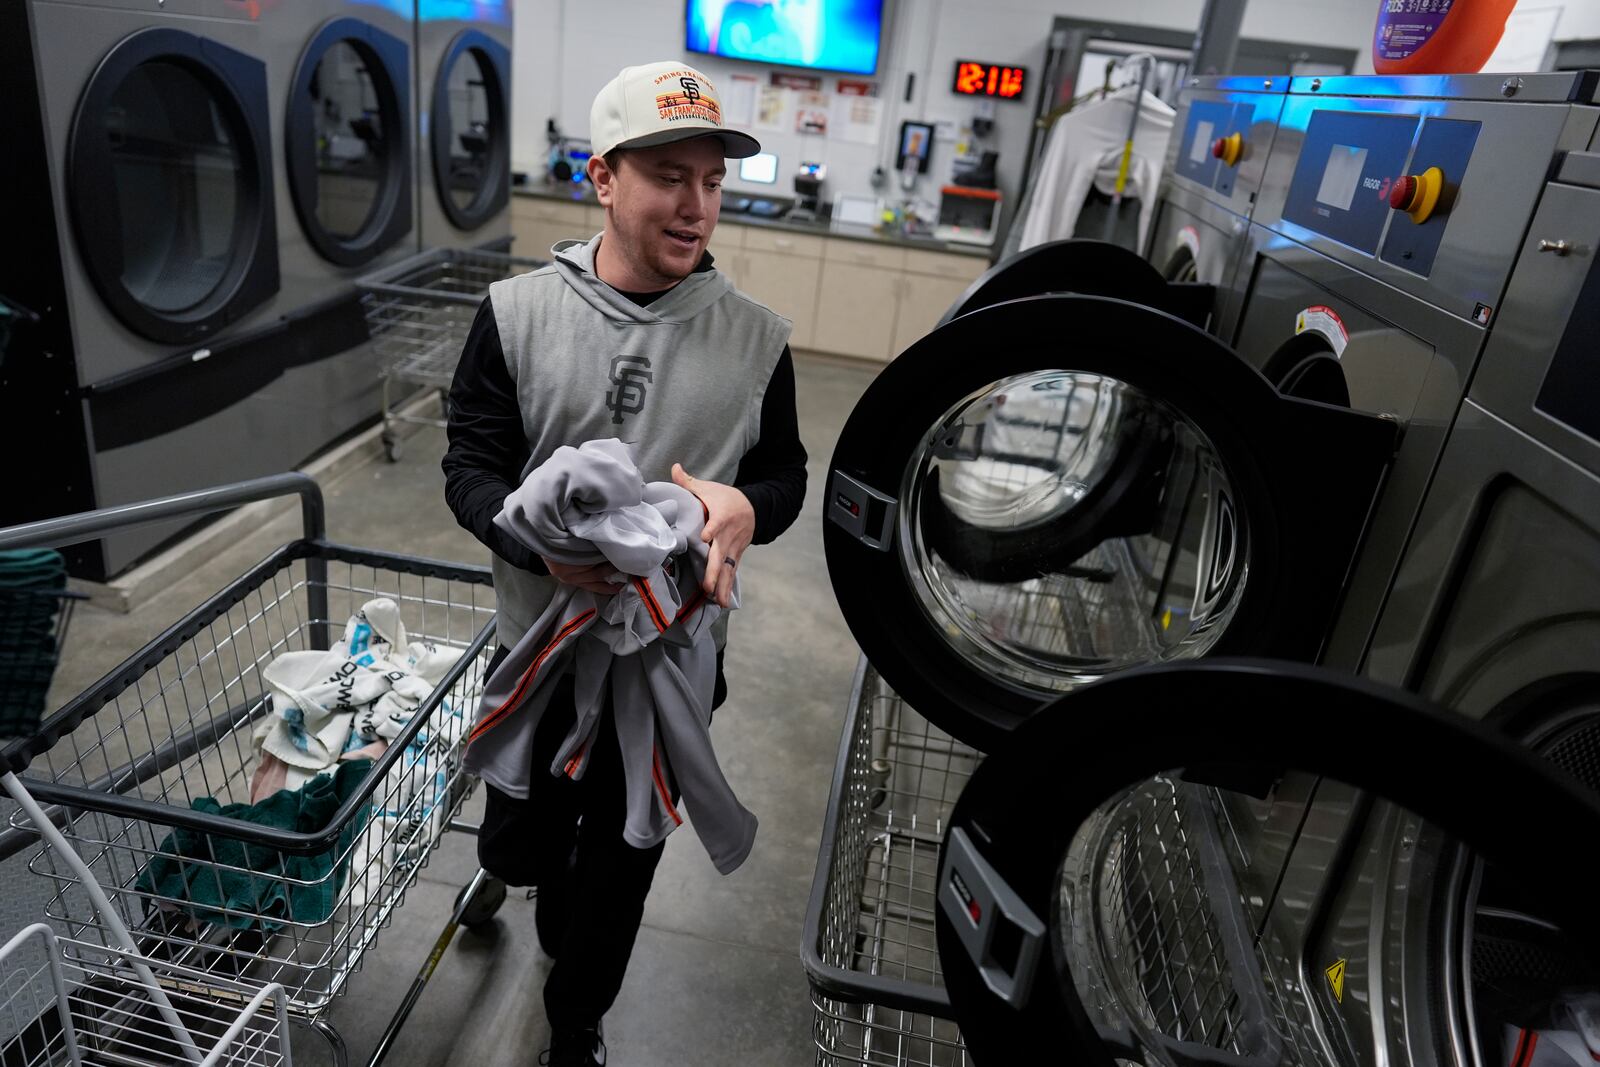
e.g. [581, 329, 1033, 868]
[590, 61, 761, 160]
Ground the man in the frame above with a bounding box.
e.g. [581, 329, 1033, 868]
[441, 61, 807, 1066]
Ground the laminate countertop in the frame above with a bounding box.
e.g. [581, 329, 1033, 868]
[512, 183, 993, 259]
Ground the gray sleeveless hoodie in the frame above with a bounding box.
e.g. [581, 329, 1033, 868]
[487, 234, 792, 652]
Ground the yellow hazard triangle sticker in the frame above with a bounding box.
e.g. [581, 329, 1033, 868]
[1326, 958, 1347, 1003]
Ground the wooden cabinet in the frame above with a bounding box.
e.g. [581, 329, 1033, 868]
[717, 222, 822, 348]
[737, 247, 822, 348]
[812, 261, 901, 360]
[891, 271, 978, 359]
[511, 197, 591, 262]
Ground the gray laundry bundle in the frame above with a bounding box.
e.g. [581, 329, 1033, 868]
[464, 438, 757, 874]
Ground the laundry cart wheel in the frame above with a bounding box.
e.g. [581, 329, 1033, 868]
[455, 874, 507, 931]
[383, 431, 402, 463]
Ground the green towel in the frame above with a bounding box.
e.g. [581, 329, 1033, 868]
[136, 760, 373, 930]
[0, 548, 68, 738]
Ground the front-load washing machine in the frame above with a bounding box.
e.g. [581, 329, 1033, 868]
[907, 145, 1600, 1067]
[1251, 144, 1600, 1067]
[921, 660, 1600, 1067]
[824, 292, 1397, 754]
[1143, 74, 1291, 338]
[415, 0, 512, 251]
[0, 0, 391, 578]
[1227, 72, 1600, 673]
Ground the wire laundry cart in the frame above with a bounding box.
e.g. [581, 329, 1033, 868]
[803, 658, 1288, 1067]
[0, 475, 507, 1067]
[802, 659, 980, 1066]
[357, 247, 545, 462]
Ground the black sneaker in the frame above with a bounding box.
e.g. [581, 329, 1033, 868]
[538, 1025, 606, 1066]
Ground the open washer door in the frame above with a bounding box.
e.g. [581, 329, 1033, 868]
[823, 295, 1396, 751]
[931, 661, 1600, 1067]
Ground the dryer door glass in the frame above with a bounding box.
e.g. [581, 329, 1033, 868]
[903, 370, 1245, 693]
[109, 62, 241, 314]
[824, 294, 1397, 749]
[446, 52, 491, 212]
[313, 43, 380, 238]
[287, 19, 412, 266]
[430, 30, 510, 230]
[930, 662, 1600, 1067]
[69, 28, 277, 345]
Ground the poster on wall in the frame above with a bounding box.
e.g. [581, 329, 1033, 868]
[724, 73, 759, 126]
[831, 92, 884, 144]
[795, 91, 831, 135]
[771, 71, 823, 91]
[755, 85, 792, 131]
[835, 78, 878, 97]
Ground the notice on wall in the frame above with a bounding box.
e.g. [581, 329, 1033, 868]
[755, 85, 792, 131]
[771, 71, 822, 91]
[831, 92, 884, 145]
[795, 91, 831, 135]
[724, 73, 758, 126]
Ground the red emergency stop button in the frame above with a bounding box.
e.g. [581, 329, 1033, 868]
[1388, 166, 1444, 224]
[1388, 175, 1418, 211]
[1211, 132, 1244, 167]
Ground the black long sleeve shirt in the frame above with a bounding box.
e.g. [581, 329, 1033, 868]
[441, 264, 808, 576]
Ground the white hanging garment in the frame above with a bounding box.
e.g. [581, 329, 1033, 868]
[1015, 87, 1177, 253]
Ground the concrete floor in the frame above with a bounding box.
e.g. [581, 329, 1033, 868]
[21, 353, 880, 1066]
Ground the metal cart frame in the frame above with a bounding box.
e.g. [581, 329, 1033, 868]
[357, 247, 546, 462]
[802, 658, 980, 1066]
[0, 475, 508, 1067]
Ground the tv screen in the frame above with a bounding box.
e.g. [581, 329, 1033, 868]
[685, 0, 884, 76]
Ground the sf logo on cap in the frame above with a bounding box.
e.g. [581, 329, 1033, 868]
[654, 70, 721, 123]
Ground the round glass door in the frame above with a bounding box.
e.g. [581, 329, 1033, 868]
[824, 294, 1397, 749]
[430, 30, 510, 231]
[933, 661, 1600, 1067]
[286, 18, 412, 266]
[68, 28, 277, 345]
[903, 370, 1246, 693]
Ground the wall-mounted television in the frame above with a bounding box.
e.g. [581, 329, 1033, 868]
[685, 0, 884, 76]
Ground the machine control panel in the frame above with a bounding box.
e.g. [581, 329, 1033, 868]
[1175, 100, 1232, 190]
[1175, 99, 1265, 199]
[1380, 119, 1481, 277]
[1283, 111, 1419, 256]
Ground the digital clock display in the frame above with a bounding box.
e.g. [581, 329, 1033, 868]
[952, 61, 1027, 100]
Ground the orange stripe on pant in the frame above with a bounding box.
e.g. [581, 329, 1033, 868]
[651, 745, 683, 826]
[631, 576, 670, 633]
[468, 609, 596, 743]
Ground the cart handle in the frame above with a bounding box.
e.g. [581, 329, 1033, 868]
[0, 472, 325, 551]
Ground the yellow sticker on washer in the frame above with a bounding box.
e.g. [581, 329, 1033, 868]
[1326, 958, 1347, 1003]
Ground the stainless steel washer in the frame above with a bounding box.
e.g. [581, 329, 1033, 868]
[1144, 74, 1291, 337]
[3, 0, 372, 578]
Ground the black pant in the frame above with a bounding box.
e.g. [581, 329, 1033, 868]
[476, 649, 673, 1032]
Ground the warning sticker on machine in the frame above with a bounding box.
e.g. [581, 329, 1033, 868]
[1296, 305, 1350, 357]
[1326, 958, 1347, 1003]
[1177, 225, 1201, 259]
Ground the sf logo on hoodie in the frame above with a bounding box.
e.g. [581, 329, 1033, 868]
[607, 354, 654, 424]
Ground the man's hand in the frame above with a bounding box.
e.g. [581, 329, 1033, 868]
[542, 558, 623, 595]
[672, 463, 754, 609]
